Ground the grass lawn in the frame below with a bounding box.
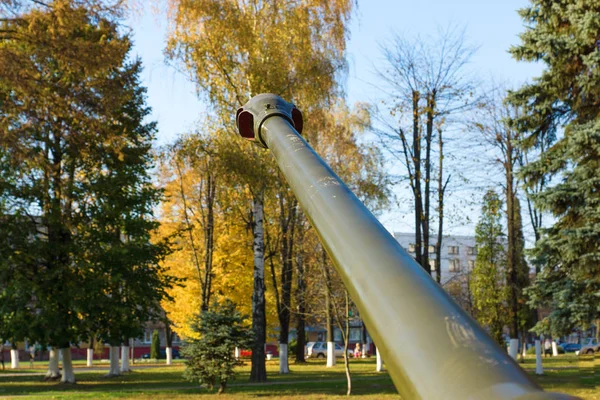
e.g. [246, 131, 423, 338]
[0, 355, 597, 399]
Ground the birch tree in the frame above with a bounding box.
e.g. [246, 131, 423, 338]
[165, 0, 353, 381]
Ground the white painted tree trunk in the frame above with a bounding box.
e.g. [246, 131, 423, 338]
[278, 343, 289, 373]
[376, 347, 385, 372]
[10, 349, 19, 369]
[522, 342, 527, 358]
[234, 347, 240, 359]
[60, 348, 75, 383]
[326, 342, 336, 367]
[552, 341, 558, 357]
[86, 348, 93, 367]
[535, 340, 543, 375]
[362, 340, 368, 358]
[107, 346, 120, 377]
[120, 346, 130, 372]
[508, 339, 519, 360]
[166, 347, 172, 365]
[45, 348, 61, 379]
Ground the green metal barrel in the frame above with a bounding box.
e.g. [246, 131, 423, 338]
[235, 93, 578, 400]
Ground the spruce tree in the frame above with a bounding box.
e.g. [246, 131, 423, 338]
[181, 300, 253, 394]
[507, 0, 600, 335]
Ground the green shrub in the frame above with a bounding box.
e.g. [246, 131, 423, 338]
[182, 300, 253, 394]
[525, 343, 565, 355]
[288, 338, 297, 355]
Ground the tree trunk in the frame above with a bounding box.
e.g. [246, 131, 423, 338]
[343, 291, 352, 396]
[412, 91, 423, 268]
[508, 339, 519, 360]
[294, 223, 307, 363]
[218, 381, 226, 394]
[505, 140, 519, 341]
[86, 348, 93, 367]
[45, 348, 61, 380]
[202, 172, 216, 310]
[279, 343, 288, 373]
[360, 320, 369, 358]
[324, 253, 335, 367]
[277, 197, 296, 374]
[376, 346, 385, 372]
[165, 322, 173, 366]
[250, 194, 267, 382]
[59, 347, 75, 383]
[166, 347, 173, 365]
[535, 340, 543, 375]
[10, 348, 19, 369]
[435, 126, 447, 284]
[422, 92, 435, 275]
[120, 344, 130, 372]
[107, 346, 120, 377]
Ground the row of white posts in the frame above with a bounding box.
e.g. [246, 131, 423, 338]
[269, 338, 562, 375]
[508, 337, 559, 376]
[6, 341, 174, 374]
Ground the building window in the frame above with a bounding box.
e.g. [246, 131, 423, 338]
[467, 246, 477, 255]
[334, 329, 342, 342]
[428, 245, 436, 254]
[449, 259, 461, 272]
[448, 246, 459, 255]
[143, 330, 152, 344]
[429, 259, 436, 271]
[468, 260, 475, 269]
[408, 243, 415, 253]
[349, 328, 362, 342]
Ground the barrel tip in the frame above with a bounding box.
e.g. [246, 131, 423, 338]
[235, 93, 303, 147]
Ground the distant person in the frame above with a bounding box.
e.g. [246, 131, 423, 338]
[353, 343, 361, 358]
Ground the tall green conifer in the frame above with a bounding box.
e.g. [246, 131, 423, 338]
[471, 190, 508, 345]
[508, 0, 600, 334]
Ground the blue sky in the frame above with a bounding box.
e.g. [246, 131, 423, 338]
[128, 0, 544, 235]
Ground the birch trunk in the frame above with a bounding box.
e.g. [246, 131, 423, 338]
[59, 347, 75, 383]
[106, 346, 120, 377]
[166, 347, 173, 365]
[278, 343, 289, 374]
[120, 345, 130, 372]
[508, 339, 519, 360]
[86, 348, 93, 367]
[45, 348, 61, 380]
[535, 340, 543, 375]
[376, 347, 385, 372]
[10, 349, 19, 369]
[250, 195, 267, 382]
[326, 342, 336, 367]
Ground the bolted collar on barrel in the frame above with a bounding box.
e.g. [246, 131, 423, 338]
[235, 93, 303, 148]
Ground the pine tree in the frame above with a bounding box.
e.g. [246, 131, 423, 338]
[507, 0, 600, 335]
[471, 190, 508, 345]
[181, 300, 253, 394]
